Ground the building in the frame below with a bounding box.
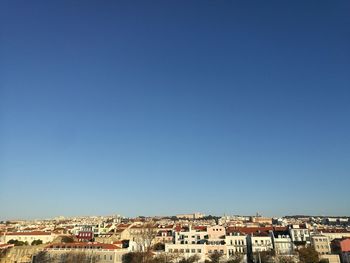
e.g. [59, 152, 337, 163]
[319, 254, 341, 263]
[35, 242, 128, 263]
[289, 225, 310, 246]
[0, 231, 55, 245]
[311, 234, 331, 255]
[165, 243, 206, 262]
[271, 230, 294, 255]
[331, 237, 350, 263]
[248, 232, 273, 253]
[176, 213, 205, 220]
[225, 231, 247, 255]
[174, 226, 208, 244]
[319, 229, 350, 242]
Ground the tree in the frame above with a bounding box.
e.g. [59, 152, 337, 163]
[153, 242, 165, 251]
[33, 251, 51, 263]
[276, 255, 296, 263]
[7, 239, 27, 246]
[298, 246, 319, 263]
[61, 236, 74, 243]
[149, 252, 181, 263]
[31, 239, 43, 246]
[123, 252, 147, 263]
[207, 251, 223, 263]
[253, 251, 274, 263]
[227, 252, 244, 263]
[179, 254, 201, 263]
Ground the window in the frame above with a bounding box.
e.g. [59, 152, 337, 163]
[197, 249, 201, 253]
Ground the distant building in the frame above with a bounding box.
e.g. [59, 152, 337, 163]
[0, 231, 55, 244]
[176, 213, 205, 220]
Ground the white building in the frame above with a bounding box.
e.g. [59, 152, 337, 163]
[248, 233, 273, 253]
[175, 226, 208, 245]
[225, 231, 247, 254]
[0, 231, 55, 245]
[165, 243, 206, 262]
[289, 225, 310, 245]
[271, 230, 294, 255]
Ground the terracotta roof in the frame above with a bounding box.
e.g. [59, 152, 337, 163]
[193, 226, 207, 231]
[226, 227, 273, 235]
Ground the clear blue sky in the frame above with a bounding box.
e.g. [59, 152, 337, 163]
[1, 1, 349, 220]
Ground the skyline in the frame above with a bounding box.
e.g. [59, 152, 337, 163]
[1, 0, 350, 219]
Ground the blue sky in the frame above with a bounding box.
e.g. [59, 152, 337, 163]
[1, 1, 349, 220]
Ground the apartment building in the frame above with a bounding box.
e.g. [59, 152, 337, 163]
[165, 243, 206, 262]
[248, 232, 273, 253]
[289, 224, 310, 246]
[271, 230, 294, 255]
[174, 226, 208, 244]
[225, 231, 247, 255]
[311, 234, 331, 255]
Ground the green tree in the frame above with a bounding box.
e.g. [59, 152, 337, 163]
[179, 254, 201, 263]
[207, 251, 223, 263]
[31, 239, 43, 246]
[33, 251, 51, 263]
[7, 239, 27, 246]
[253, 251, 274, 263]
[276, 255, 296, 263]
[152, 242, 165, 251]
[298, 246, 319, 263]
[227, 252, 244, 263]
[123, 252, 151, 263]
[61, 236, 74, 243]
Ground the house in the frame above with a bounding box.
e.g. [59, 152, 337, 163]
[271, 230, 294, 255]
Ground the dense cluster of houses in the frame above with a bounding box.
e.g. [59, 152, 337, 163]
[0, 214, 350, 263]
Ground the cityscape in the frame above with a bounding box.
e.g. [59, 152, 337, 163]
[1, 213, 350, 263]
[1, 0, 350, 263]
